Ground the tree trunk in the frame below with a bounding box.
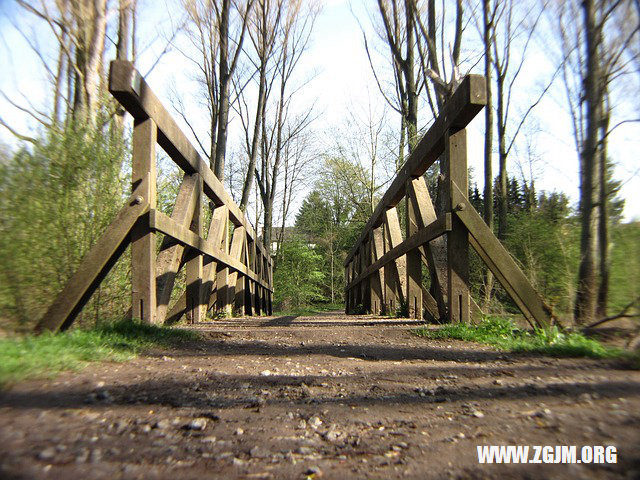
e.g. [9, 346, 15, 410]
[496, 73, 507, 241]
[263, 198, 274, 258]
[84, 0, 108, 123]
[240, 57, 267, 209]
[116, 0, 132, 61]
[482, 0, 495, 306]
[597, 98, 610, 317]
[53, 37, 66, 127]
[405, 0, 418, 151]
[575, 0, 600, 325]
[214, 0, 231, 180]
[71, 0, 108, 125]
[115, 0, 132, 129]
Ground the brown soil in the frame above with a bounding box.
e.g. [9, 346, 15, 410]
[1, 311, 639, 479]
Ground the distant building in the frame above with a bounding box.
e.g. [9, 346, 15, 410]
[266, 226, 316, 256]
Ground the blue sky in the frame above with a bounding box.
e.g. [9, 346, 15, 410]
[1, 0, 638, 221]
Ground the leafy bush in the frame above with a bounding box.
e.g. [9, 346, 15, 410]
[0, 122, 130, 331]
[273, 237, 325, 310]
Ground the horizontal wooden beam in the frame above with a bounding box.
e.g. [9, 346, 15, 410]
[450, 182, 553, 328]
[109, 60, 270, 264]
[346, 214, 451, 291]
[35, 180, 151, 333]
[345, 74, 486, 266]
[149, 210, 273, 292]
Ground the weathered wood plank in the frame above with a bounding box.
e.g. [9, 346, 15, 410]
[108, 60, 269, 262]
[407, 176, 448, 318]
[155, 173, 199, 323]
[345, 74, 486, 266]
[446, 129, 470, 323]
[164, 205, 227, 325]
[227, 227, 246, 315]
[369, 227, 384, 315]
[406, 181, 423, 319]
[149, 210, 271, 290]
[131, 118, 157, 324]
[422, 288, 440, 320]
[35, 181, 151, 333]
[384, 208, 406, 312]
[203, 205, 228, 310]
[346, 213, 451, 291]
[185, 175, 204, 323]
[451, 182, 553, 328]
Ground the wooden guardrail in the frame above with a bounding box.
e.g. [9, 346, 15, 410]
[344, 75, 554, 328]
[36, 60, 273, 333]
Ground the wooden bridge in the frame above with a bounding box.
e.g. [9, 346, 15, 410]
[343, 75, 554, 329]
[36, 61, 273, 333]
[35, 63, 553, 333]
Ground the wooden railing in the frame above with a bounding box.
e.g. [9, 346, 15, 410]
[344, 75, 554, 328]
[36, 60, 272, 333]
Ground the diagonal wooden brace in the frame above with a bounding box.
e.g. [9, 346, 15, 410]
[155, 173, 199, 323]
[451, 181, 553, 328]
[35, 179, 151, 333]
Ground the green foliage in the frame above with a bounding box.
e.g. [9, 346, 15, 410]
[395, 298, 409, 318]
[273, 236, 325, 310]
[0, 320, 198, 388]
[503, 211, 580, 313]
[0, 122, 130, 331]
[294, 158, 369, 306]
[415, 316, 620, 359]
[609, 222, 640, 314]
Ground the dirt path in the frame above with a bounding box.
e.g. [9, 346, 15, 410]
[1, 311, 639, 479]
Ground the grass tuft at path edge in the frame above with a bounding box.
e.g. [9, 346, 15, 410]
[415, 316, 630, 360]
[0, 320, 199, 388]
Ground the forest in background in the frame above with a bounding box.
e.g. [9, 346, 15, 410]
[0, 0, 638, 333]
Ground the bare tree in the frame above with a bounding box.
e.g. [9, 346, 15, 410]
[2, 0, 108, 130]
[255, 0, 318, 253]
[488, 0, 556, 240]
[554, 0, 639, 324]
[236, 0, 284, 210]
[180, 0, 254, 180]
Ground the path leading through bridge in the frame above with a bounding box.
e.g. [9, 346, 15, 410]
[2, 310, 639, 479]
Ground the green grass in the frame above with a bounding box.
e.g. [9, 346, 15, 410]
[415, 316, 624, 359]
[0, 320, 199, 388]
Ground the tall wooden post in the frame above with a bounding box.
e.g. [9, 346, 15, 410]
[406, 178, 423, 319]
[445, 129, 470, 323]
[353, 251, 361, 308]
[345, 264, 351, 313]
[407, 176, 448, 319]
[370, 227, 384, 315]
[382, 218, 396, 315]
[203, 206, 228, 312]
[250, 240, 258, 315]
[361, 239, 371, 312]
[267, 258, 273, 315]
[131, 118, 157, 324]
[155, 174, 198, 323]
[226, 226, 245, 315]
[185, 174, 204, 323]
[383, 207, 406, 315]
[216, 214, 231, 315]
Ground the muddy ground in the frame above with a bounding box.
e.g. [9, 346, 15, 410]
[1, 311, 639, 479]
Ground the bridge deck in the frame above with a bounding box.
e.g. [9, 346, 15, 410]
[1, 311, 639, 478]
